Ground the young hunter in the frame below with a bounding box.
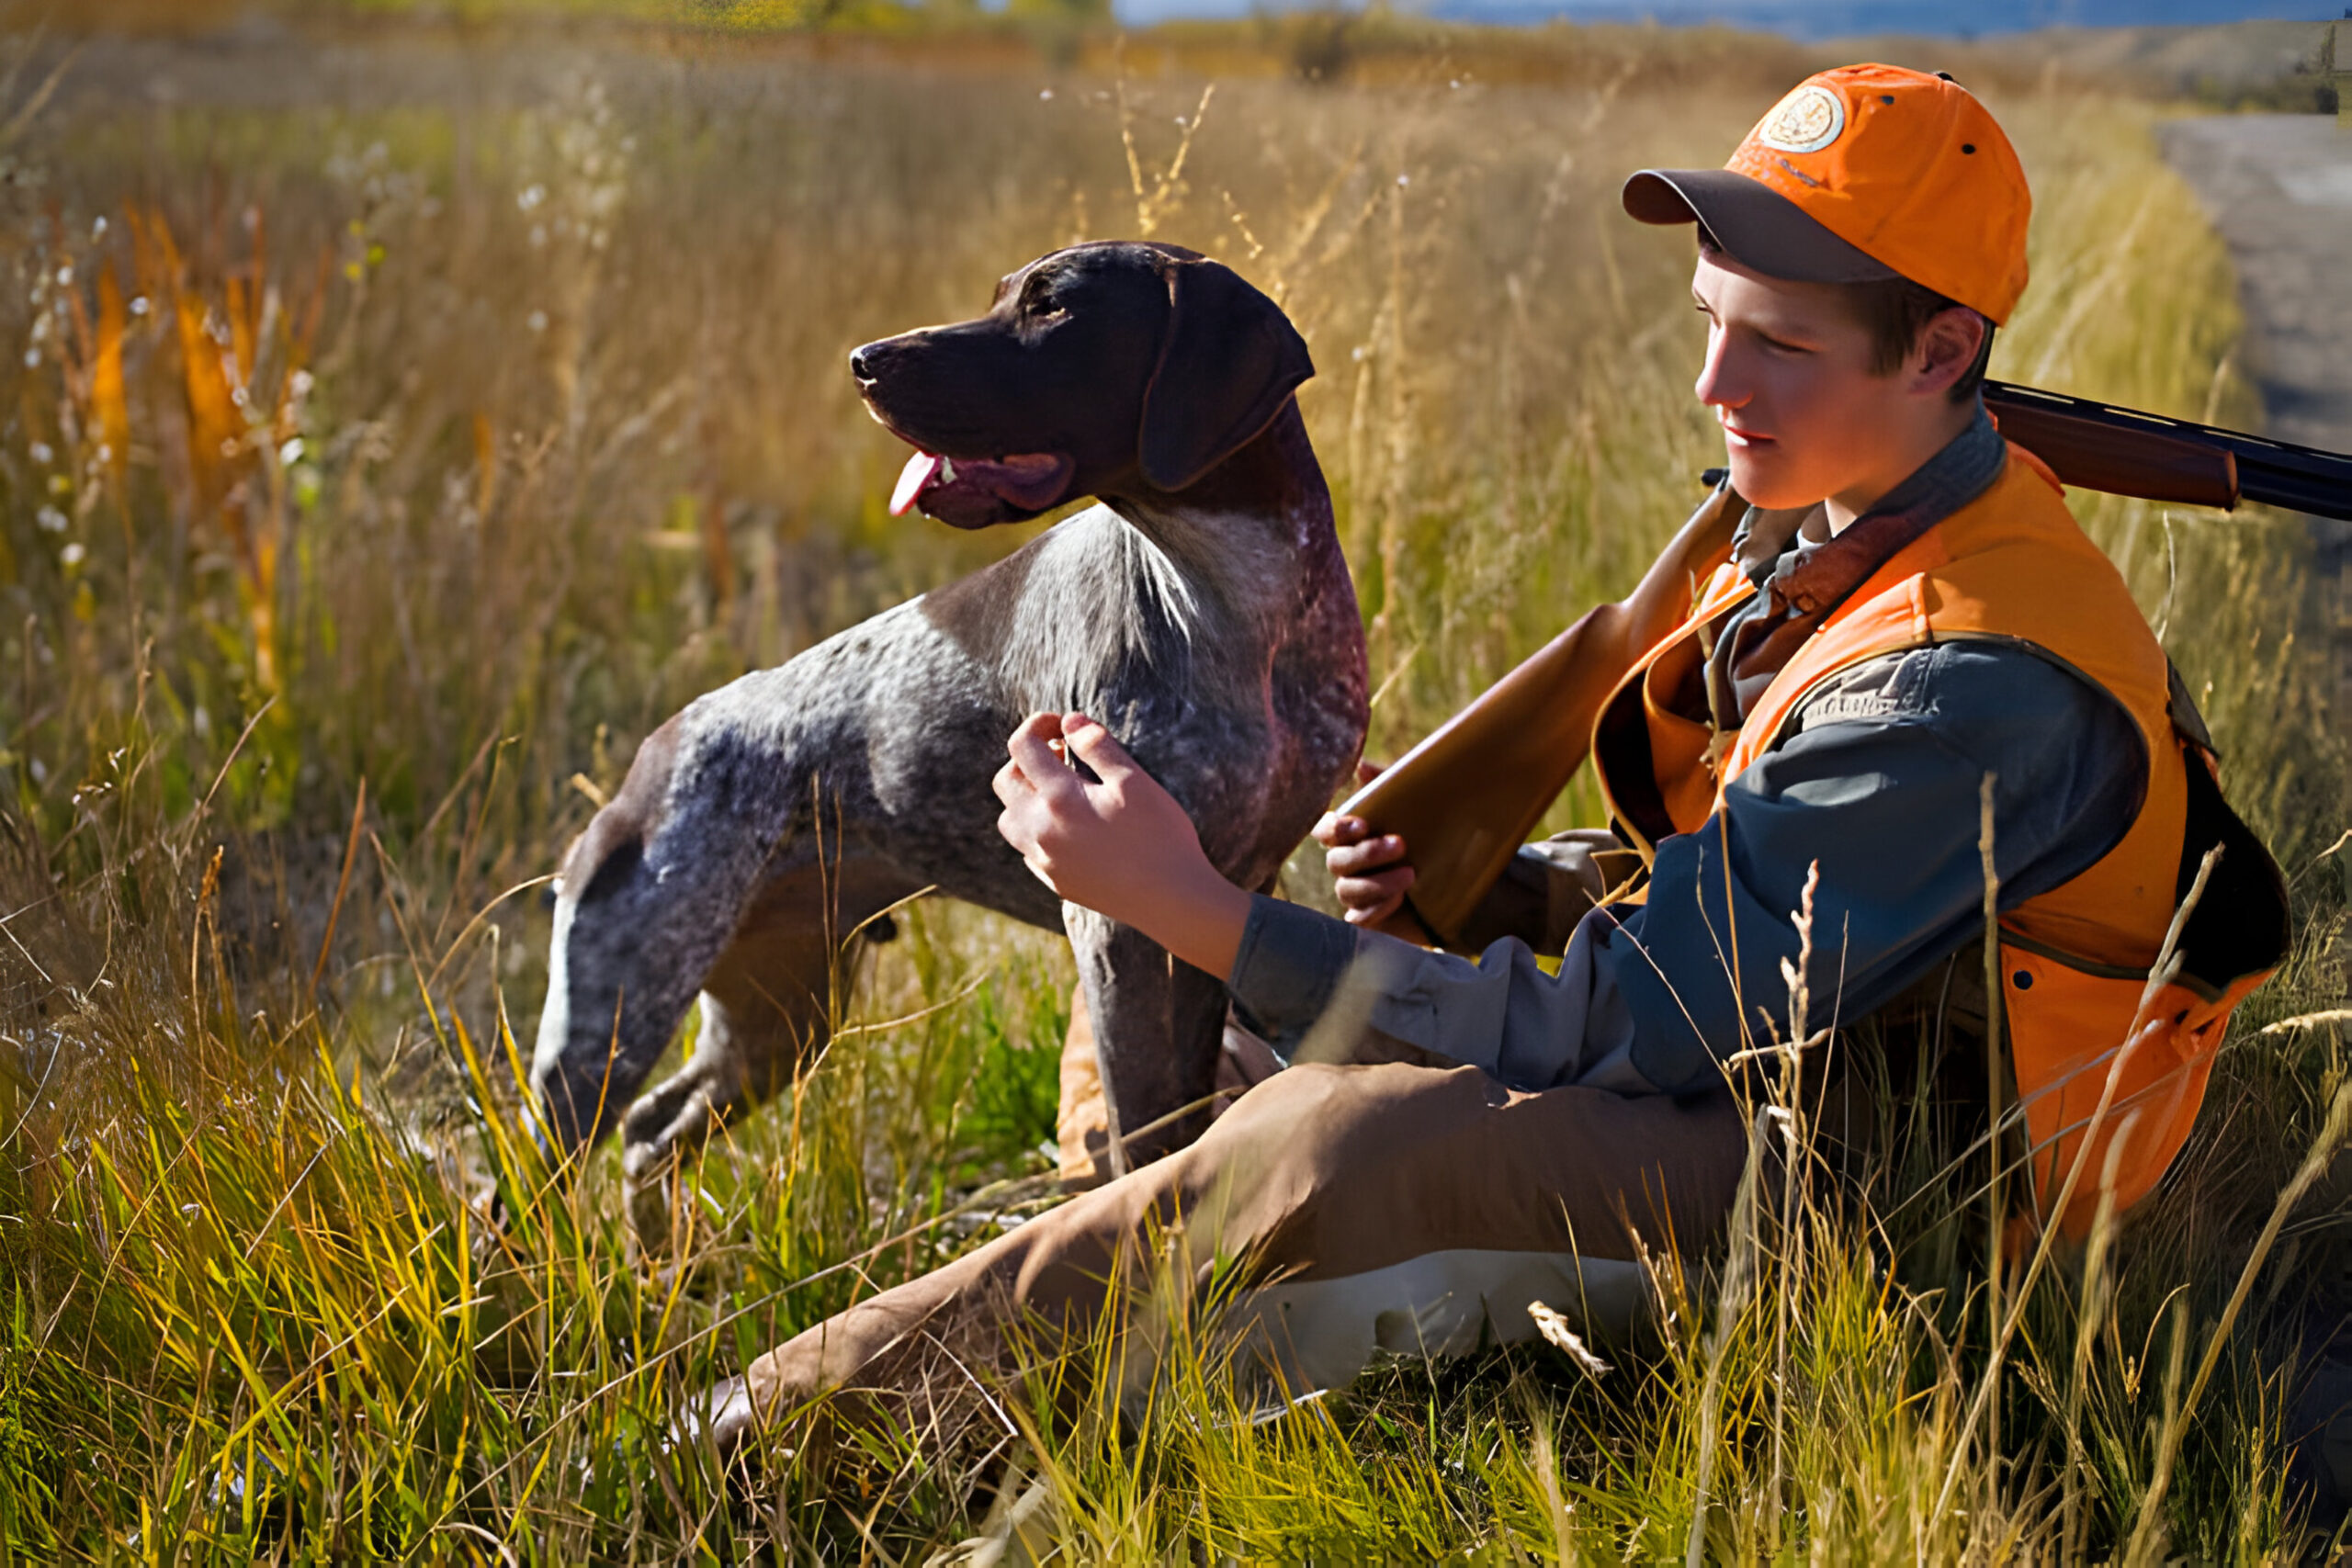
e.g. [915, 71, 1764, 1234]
[708, 64, 2286, 1454]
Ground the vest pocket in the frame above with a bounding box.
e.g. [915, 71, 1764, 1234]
[1999, 944, 2222, 1238]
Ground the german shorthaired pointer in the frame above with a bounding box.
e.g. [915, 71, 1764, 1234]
[529, 242, 1367, 1238]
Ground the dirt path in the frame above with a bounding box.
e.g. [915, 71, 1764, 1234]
[2163, 115, 2352, 454]
[2162, 114, 2352, 752]
[2162, 112, 2352, 1517]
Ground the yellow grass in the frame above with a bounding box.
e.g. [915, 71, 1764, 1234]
[0, 18, 2346, 1561]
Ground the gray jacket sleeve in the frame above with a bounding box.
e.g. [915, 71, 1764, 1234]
[1226, 642, 2148, 1094]
[1450, 829, 1625, 957]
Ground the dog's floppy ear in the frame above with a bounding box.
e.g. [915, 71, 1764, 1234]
[1137, 256, 1314, 492]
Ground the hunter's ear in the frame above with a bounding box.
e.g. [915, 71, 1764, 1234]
[1137, 257, 1314, 492]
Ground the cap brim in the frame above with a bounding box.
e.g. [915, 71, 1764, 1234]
[1623, 169, 1900, 286]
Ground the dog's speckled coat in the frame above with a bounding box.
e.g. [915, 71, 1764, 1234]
[530, 243, 1366, 1230]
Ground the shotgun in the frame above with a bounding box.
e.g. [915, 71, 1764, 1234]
[1980, 380, 2352, 521]
[1340, 381, 2352, 947]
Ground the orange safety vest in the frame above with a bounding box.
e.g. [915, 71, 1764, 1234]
[1590, 445, 2287, 1235]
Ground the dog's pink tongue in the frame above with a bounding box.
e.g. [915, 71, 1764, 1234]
[889, 451, 943, 517]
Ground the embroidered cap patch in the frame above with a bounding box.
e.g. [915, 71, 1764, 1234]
[1757, 85, 1845, 155]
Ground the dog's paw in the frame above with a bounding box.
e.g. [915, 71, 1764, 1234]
[619, 1075, 721, 1259]
[619, 1074, 718, 1181]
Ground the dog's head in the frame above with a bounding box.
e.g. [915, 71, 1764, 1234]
[849, 242, 1313, 529]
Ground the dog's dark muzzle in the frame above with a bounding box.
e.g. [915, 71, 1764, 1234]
[849, 332, 1080, 529]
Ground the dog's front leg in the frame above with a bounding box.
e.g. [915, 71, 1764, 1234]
[1064, 906, 1227, 1174]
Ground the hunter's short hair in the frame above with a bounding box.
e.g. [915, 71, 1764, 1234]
[1700, 231, 1993, 403]
[1845, 273, 1995, 402]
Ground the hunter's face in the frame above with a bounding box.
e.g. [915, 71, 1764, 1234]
[1689, 248, 1895, 516]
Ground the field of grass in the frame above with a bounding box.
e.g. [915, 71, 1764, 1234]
[0, 17, 2347, 1562]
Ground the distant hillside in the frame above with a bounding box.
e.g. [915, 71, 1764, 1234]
[1823, 17, 2336, 104]
[1390, 6, 2335, 103]
[29, 0, 2344, 107]
[1913, 17, 2333, 96]
[1374, 0, 2334, 40]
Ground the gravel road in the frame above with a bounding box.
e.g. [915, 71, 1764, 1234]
[2163, 114, 2352, 754]
[2165, 111, 2352, 1524]
[2162, 115, 2352, 455]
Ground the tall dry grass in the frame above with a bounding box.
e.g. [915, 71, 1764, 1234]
[0, 19, 2346, 1562]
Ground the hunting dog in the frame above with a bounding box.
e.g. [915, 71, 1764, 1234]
[530, 242, 1367, 1238]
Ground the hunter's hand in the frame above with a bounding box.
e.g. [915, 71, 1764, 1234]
[993, 712, 1251, 977]
[1313, 760, 1415, 927]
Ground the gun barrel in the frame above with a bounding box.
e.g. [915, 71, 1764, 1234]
[1984, 379, 2352, 523]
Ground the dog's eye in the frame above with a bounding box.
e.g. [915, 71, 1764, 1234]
[1024, 284, 1067, 319]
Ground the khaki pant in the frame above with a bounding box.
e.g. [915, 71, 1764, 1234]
[712, 1055, 1753, 1452]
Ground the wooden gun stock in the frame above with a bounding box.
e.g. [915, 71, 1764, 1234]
[1341, 383, 2352, 947]
[1341, 482, 1744, 944]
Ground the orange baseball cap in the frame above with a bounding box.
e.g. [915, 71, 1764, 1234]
[1622, 64, 2031, 325]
